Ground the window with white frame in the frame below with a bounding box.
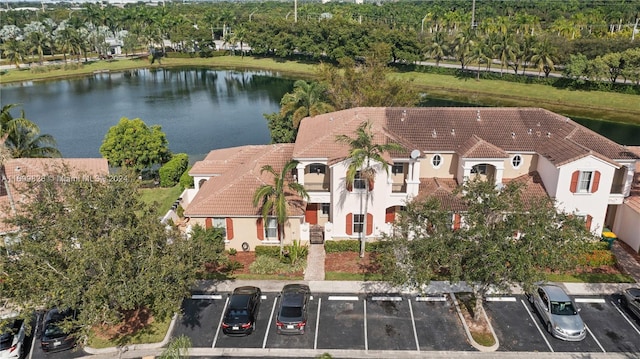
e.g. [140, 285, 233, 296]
[321, 203, 330, 215]
[310, 163, 325, 174]
[213, 217, 227, 238]
[353, 214, 364, 233]
[471, 164, 488, 175]
[511, 154, 522, 169]
[392, 163, 404, 174]
[432, 154, 442, 168]
[354, 171, 366, 190]
[265, 218, 278, 239]
[578, 171, 593, 193]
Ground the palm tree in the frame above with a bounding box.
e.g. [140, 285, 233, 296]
[469, 39, 490, 80]
[1, 104, 61, 159]
[336, 120, 404, 258]
[280, 80, 334, 129]
[253, 159, 309, 255]
[424, 31, 449, 66]
[493, 33, 517, 75]
[530, 36, 557, 78]
[1, 39, 26, 68]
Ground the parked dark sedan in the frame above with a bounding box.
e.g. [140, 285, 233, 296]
[276, 284, 311, 335]
[40, 308, 77, 353]
[222, 286, 261, 336]
[622, 287, 640, 319]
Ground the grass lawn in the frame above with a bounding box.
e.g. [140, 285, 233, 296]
[2, 56, 638, 125]
[86, 315, 172, 349]
[138, 185, 183, 215]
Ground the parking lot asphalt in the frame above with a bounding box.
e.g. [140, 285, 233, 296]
[72, 280, 640, 359]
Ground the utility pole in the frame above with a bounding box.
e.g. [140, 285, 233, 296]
[294, 0, 298, 23]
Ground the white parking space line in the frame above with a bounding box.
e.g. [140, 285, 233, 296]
[585, 324, 606, 353]
[191, 294, 222, 300]
[371, 296, 402, 301]
[263, 297, 277, 349]
[363, 299, 368, 352]
[485, 297, 516, 302]
[314, 297, 321, 350]
[574, 298, 606, 303]
[212, 296, 229, 348]
[328, 295, 359, 301]
[408, 299, 420, 352]
[610, 300, 640, 336]
[415, 296, 446, 302]
[520, 299, 554, 352]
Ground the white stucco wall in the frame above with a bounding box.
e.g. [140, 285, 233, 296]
[536, 156, 560, 198]
[613, 205, 640, 253]
[554, 156, 617, 235]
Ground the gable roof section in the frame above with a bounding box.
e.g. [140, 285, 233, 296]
[184, 144, 305, 217]
[189, 147, 254, 176]
[456, 135, 509, 159]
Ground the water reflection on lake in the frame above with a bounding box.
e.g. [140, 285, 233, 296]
[1, 68, 638, 162]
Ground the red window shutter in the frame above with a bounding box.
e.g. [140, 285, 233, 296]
[256, 218, 264, 240]
[346, 213, 353, 235]
[205, 217, 212, 229]
[591, 171, 600, 193]
[226, 218, 234, 240]
[453, 213, 461, 230]
[385, 207, 395, 223]
[368, 178, 375, 191]
[570, 171, 579, 193]
[585, 215, 593, 231]
[366, 213, 373, 235]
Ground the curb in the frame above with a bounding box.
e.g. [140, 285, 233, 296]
[82, 313, 177, 355]
[450, 292, 499, 352]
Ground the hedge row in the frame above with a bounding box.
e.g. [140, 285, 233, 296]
[159, 153, 189, 187]
[324, 240, 381, 253]
[255, 245, 281, 257]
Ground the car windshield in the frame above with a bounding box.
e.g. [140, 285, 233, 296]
[44, 322, 67, 338]
[551, 301, 577, 315]
[280, 306, 303, 319]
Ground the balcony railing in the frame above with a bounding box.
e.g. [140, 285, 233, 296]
[392, 182, 407, 193]
[304, 181, 329, 192]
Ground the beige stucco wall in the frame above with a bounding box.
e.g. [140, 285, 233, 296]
[419, 153, 457, 178]
[188, 216, 303, 251]
[502, 153, 538, 178]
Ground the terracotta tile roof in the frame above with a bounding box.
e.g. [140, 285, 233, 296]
[0, 158, 109, 234]
[503, 172, 550, 208]
[415, 177, 465, 211]
[456, 135, 509, 158]
[184, 144, 305, 217]
[293, 108, 412, 162]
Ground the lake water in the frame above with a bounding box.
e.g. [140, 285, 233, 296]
[1, 68, 639, 161]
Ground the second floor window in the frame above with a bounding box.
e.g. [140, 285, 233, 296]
[578, 171, 593, 192]
[354, 171, 366, 190]
[321, 203, 330, 215]
[570, 170, 600, 194]
[392, 164, 404, 174]
[471, 164, 488, 175]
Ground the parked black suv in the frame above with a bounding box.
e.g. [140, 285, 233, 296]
[40, 308, 77, 353]
[222, 286, 261, 336]
[276, 284, 310, 335]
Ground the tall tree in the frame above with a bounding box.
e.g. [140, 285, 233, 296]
[336, 120, 404, 258]
[279, 80, 334, 129]
[377, 179, 594, 319]
[1, 104, 59, 158]
[100, 117, 172, 173]
[253, 159, 309, 255]
[1, 169, 226, 340]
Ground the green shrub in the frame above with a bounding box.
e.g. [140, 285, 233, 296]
[159, 153, 189, 187]
[283, 240, 308, 265]
[580, 249, 616, 267]
[324, 240, 380, 253]
[249, 255, 305, 274]
[179, 166, 194, 189]
[228, 248, 237, 256]
[255, 245, 281, 257]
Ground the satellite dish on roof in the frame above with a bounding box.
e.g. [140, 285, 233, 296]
[410, 149, 421, 159]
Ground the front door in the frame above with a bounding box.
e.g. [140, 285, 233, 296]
[305, 204, 318, 224]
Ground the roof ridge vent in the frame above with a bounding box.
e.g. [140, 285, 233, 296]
[432, 129, 437, 138]
[537, 122, 541, 127]
[547, 132, 551, 138]
[476, 110, 481, 121]
[527, 128, 532, 135]
[451, 129, 455, 135]
[511, 132, 516, 139]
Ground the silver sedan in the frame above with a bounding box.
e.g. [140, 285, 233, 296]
[528, 284, 586, 341]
